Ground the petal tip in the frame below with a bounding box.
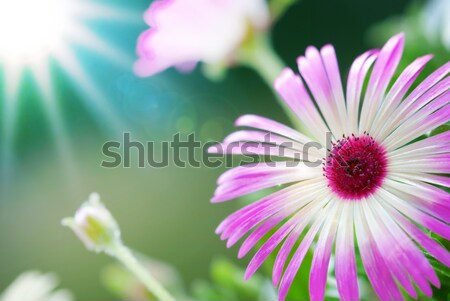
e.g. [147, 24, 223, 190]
[237, 245, 250, 259]
[144, 0, 173, 26]
[207, 145, 220, 154]
[226, 239, 235, 248]
[305, 45, 320, 57]
[296, 55, 308, 70]
[320, 43, 335, 55]
[243, 269, 253, 281]
[391, 32, 406, 46]
[234, 114, 254, 127]
[210, 195, 221, 203]
[274, 68, 295, 90]
[133, 60, 156, 77]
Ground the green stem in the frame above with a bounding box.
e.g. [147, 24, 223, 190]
[245, 36, 285, 86]
[238, 35, 304, 131]
[110, 243, 175, 301]
[269, 0, 299, 23]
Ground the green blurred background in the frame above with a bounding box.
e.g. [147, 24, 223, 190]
[0, 0, 446, 299]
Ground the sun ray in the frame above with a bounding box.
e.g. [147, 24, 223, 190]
[3, 60, 23, 130]
[54, 46, 125, 134]
[71, 0, 142, 23]
[30, 58, 79, 183]
[69, 24, 134, 70]
[0, 0, 138, 193]
[1, 61, 22, 194]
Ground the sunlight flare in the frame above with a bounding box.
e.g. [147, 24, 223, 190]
[0, 0, 139, 189]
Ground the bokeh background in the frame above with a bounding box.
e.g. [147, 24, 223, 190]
[0, 0, 447, 299]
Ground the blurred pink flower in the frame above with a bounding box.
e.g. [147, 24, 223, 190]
[211, 33, 450, 301]
[134, 0, 270, 77]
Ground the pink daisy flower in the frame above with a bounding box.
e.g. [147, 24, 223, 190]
[210, 33, 450, 301]
[134, 0, 270, 77]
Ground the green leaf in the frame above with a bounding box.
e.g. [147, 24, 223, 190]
[191, 279, 234, 301]
[192, 257, 271, 301]
[211, 257, 263, 300]
[429, 123, 450, 137]
[269, 0, 300, 22]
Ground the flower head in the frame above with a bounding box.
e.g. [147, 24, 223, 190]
[325, 133, 388, 200]
[211, 33, 450, 301]
[62, 193, 121, 253]
[134, 0, 270, 77]
[0, 271, 73, 301]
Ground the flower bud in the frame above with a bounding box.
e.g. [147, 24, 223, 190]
[62, 193, 121, 253]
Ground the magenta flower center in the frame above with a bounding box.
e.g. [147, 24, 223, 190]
[324, 133, 387, 200]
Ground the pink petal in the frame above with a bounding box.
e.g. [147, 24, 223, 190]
[235, 114, 313, 144]
[373, 199, 439, 293]
[222, 130, 324, 160]
[278, 201, 334, 301]
[274, 68, 330, 142]
[371, 55, 433, 137]
[320, 45, 348, 133]
[335, 203, 359, 301]
[215, 180, 321, 234]
[400, 61, 450, 112]
[380, 183, 450, 240]
[392, 208, 450, 267]
[244, 214, 299, 279]
[238, 182, 327, 257]
[379, 63, 450, 140]
[297, 48, 345, 137]
[360, 33, 404, 133]
[365, 199, 431, 297]
[354, 202, 404, 301]
[212, 164, 321, 202]
[346, 49, 379, 134]
[309, 203, 341, 301]
[134, 0, 270, 76]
